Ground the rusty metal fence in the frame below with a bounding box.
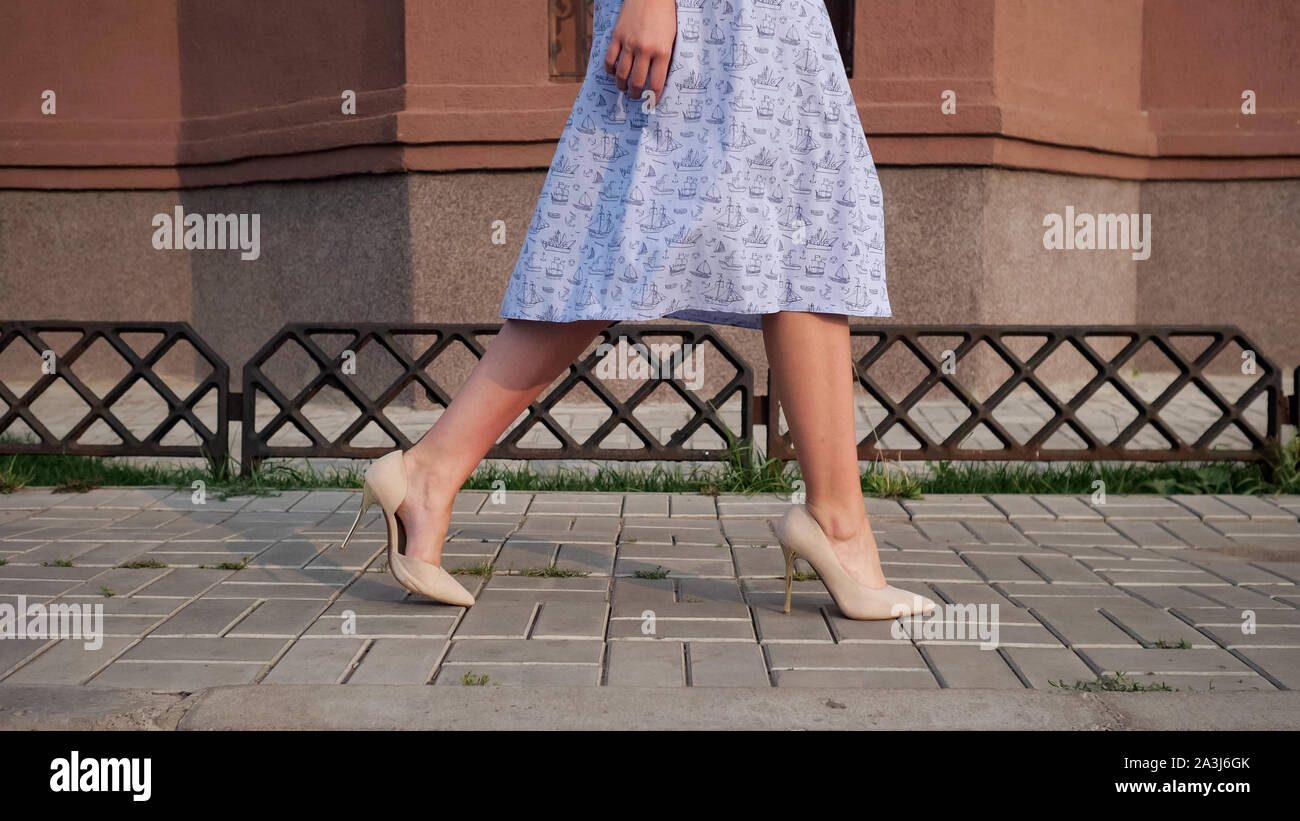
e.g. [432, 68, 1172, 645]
[1, 320, 1295, 475]
[0, 321, 229, 465]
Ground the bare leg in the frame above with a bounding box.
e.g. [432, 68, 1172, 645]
[761, 311, 886, 588]
[397, 319, 610, 564]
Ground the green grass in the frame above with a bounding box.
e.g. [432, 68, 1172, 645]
[205, 558, 249, 571]
[1154, 638, 1192, 649]
[634, 565, 670, 580]
[42, 559, 74, 568]
[460, 671, 491, 686]
[99, 586, 115, 598]
[450, 559, 495, 578]
[2, 432, 1297, 497]
[120, 558, 168, 569]
[509, 562, 588, 578]
[1050, 672, 1176, 692]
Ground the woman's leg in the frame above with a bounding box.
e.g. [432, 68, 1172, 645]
[397, 318, 610, 564]
[761, 311, 887, 589]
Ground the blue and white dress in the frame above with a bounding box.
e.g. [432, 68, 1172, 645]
[501, 0, 889, 330]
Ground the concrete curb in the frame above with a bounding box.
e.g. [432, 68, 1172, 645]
[2, 685, 1297, 730]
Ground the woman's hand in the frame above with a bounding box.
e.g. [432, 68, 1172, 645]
[604, 0, 677, 108]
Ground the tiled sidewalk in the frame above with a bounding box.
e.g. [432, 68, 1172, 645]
[1, 488, 1298, 692]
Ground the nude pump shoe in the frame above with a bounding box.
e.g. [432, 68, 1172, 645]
[339, 451, 475, 607]
[774, 505, 936, 620]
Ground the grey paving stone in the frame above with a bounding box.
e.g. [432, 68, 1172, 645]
[688, 642, 769, 686]
[1125, 585, 1238, 610]
[1017, 521, 1135, 548]
[961, 521, 1034, 545]
[772, 668, 940, 687]
[213, 567, 353, 600]
[526, 495, 623, 517]
[552, 543, 617, 575]
[347, 638, 447, 685]
[70, 542, 160, 567]
[92, 661, 266, 688]
[263, 638, 365, 684]
[960, 554, 1042, 583]
[134, 566, 233, 600]
[1088, 500, 1198, 521]
[494, 539, 560, 571]
[753, 604, 833, 642]
[152, 598, 258, 637]
[767, 642, 927, 672]
[716, 496, 792, 518]
[531, 600, 608, 639]
[288, 490, 355, 514]
[1183, 557, 1295, 585]
[1215, 495, 1299, 522]
[732, 545, 786, 578]
[678, 578, 746, 603]
[305, 614, 456, 639]
[454, 602, 537, 638]
[445, 638, 604, 665]
[1169, 494, 1251, 522]
[615, 547, 735, 578]
[622, 494, 669, 517]
[608, 612, 754, 641]
[863, 497, 911, 520]
[720, 518, 779, 545]
[669, 495, 717, 518]
[1030, 603, 1145, 648]
[0, 638, 54, 677]
[471, 491, 530, 516]
[1001, 647, 1095, 689]
[1108, 520, 1190, 548]
[604, 640, 684, 686]
[1030, 495, 1102, 521]
[435, 662, 600, 686]
[65, 567, 169, 598]
[610, 577, 675, 605]
[904, 497, 1006, 521]
[1237, 648, 1300, 689]
[1020, 556, 1109, 584]
[923, 645, 1023, 688]
[1190, 584, 1298, 610]
[0, 579, 91, 597]
[479, 574, 609, 601]
[248, 539, 331, 569]
[1078, 647, 1262, 681]
[930, 581, 1022, 609]
[514, 516, 620, 544]
[1099, 603, 1210, 647]
[621, 520, 726, 545]
[2, 637, 135, 685]
[913, 520, 981, 543]
[1253, 562, 1300, 583]
[226, 599, 327, 638]
[121, 636, 287, 662]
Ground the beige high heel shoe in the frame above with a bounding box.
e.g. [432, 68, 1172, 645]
[774, 505, 935, 620]
[339, 451, 475, 607]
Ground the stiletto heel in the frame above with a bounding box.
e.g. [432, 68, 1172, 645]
[339, 483, 376, 551]
[781, 544, 797, 614]
[773, 505, 936, 620]
[342, 451, 475, 607]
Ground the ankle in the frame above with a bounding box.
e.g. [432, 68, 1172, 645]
[401, 451, 458, 512]
[805, 500, 867, 543]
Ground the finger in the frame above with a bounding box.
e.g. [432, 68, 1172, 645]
[615, 47, 633, 92]
[627, 51, 653, 102]
[604, 36, 623, 76]
[646, 56, 670, 107]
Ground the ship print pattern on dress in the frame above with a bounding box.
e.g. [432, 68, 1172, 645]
[501, 0, 888, 330]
